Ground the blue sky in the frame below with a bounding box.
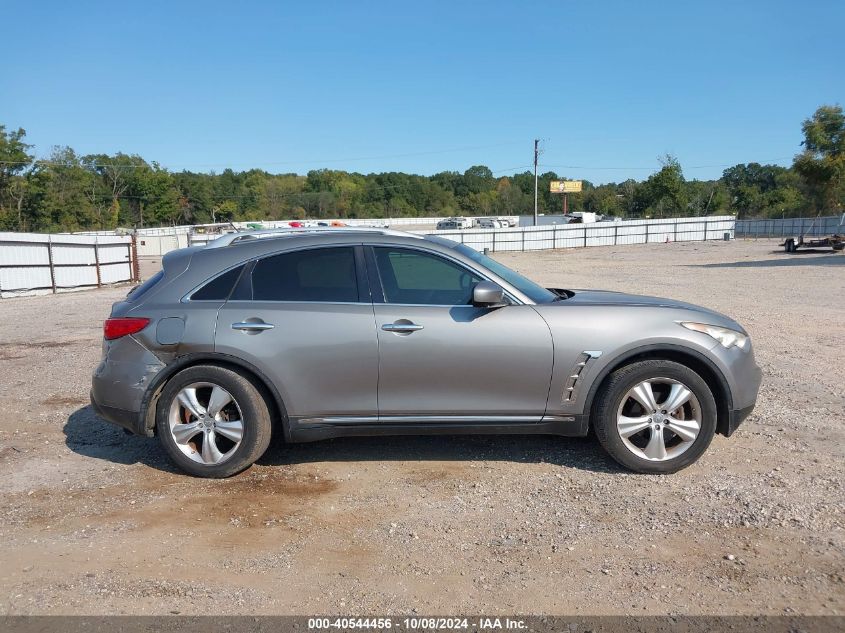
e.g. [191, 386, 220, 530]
[2, 1, 843, 184]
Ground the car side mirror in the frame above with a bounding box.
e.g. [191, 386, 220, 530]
[472, 281, 508, 308]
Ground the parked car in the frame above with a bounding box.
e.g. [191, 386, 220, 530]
[475, 218, 499, 229]
[91, 227, 761, 478]
[436, 219, 462, 230]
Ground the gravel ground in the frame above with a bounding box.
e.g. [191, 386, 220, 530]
[0, 238, 842, 616]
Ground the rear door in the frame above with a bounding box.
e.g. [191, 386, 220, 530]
[368, 245, 553, 420]
[214, 245, 379, 423]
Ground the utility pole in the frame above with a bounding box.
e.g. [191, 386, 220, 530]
[533, 139, 539, 226]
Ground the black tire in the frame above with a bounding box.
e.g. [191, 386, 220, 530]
[784, 239, 796, 253]
[155, 365, 272, 478]
[592, 360, 717, 474]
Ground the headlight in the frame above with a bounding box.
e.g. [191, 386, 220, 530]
[680, 322, 749, 350]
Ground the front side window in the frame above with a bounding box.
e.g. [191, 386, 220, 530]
[424, 237, 558, 304]
[251, 247, 359, 302]
[373, 247, 482, 305]
[454, 244, 557, 304]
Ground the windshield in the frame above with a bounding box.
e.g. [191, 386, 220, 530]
[447, 242, 558, 304]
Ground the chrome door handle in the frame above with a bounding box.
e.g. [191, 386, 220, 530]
[232, 321, 274, 332]
[381, 322, 424, 333]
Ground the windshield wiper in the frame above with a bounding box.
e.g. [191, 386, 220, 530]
[548, 288, 572, 301]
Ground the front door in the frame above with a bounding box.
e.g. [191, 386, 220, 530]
[369, 246, 553, 420]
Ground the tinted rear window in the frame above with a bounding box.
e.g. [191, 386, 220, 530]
[190, 265, 245, 301]
[251, 247, 359, 302]
[127, 270, 163, 302]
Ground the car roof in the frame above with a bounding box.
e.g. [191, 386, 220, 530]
[182, 229, 463, 277]
[204, 226, 423, 249]
[148, 229, 537, 308]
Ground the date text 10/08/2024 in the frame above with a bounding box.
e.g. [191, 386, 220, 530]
[307, 617, 527, 630]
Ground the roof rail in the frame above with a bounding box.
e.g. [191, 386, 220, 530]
[203, 226, 422, 249]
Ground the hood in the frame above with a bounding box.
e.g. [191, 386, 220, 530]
[547, 288, 742, 330]
[559, 288, 701, 309]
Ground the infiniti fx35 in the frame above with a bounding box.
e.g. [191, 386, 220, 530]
[91, 227, 762, 477]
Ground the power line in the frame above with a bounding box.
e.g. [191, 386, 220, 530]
[539, 157, 793, 171]
[0, 154, 795, 174]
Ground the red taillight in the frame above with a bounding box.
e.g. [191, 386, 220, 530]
[104, 317, 150, 340]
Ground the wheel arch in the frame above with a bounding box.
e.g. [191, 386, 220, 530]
[583, 344, 734, 437]
[140, 352, 290, 441]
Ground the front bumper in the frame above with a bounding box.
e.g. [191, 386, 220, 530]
[724, 403, 756, 437]
[708, 336, 763, 437]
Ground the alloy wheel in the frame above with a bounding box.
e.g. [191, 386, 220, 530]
[616, 377, 701, 461]
[167, 382, 244, 465]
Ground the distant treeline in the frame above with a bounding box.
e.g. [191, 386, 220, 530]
[0, 106, 842, 233]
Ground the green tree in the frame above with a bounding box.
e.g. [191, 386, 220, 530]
[638, 155, 687, 217]
[721, 163, 804, 217]
[7, 109, 845, 231]
[0, 126, 34, 229]
[37, 147, 98, 231]
[583, 185, 623, 217]
[793, 105, 845, 212]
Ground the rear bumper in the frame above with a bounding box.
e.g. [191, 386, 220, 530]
[90, 390, 145, 435]
[90, 335, 165, 436]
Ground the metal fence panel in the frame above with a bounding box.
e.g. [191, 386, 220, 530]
[100, 261, 132, 284]
[0, 232, 134, 298]
[735, 215, 844, 238]
[431, 216, 735, 252]
[137, 233, 185, 257]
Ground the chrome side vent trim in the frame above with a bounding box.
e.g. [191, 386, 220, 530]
[562, 351, 602, 403]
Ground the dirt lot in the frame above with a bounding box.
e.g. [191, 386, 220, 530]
[0, 239, 842, 616]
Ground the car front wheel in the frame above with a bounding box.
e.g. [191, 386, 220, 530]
[593, 360, 717, 474]
[156, 365, 272, 478]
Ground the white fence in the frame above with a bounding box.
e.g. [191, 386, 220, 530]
[0, 232, 136, 298]
[431, 216, 736, 252]
[136, 231, 190, 257]
[78, 218, 462, 257]
[0, 215, 735, 297]
[175, 215, 735, 253]
[735, 214, 844, 239]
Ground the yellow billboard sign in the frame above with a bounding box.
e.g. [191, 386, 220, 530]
[550, 180, 582, 193]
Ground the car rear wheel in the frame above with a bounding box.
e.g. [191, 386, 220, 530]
[156, 365, 272, 478]
[593, 360, 717, 474]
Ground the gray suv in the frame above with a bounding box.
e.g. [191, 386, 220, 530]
[91, 228, 761, 478]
